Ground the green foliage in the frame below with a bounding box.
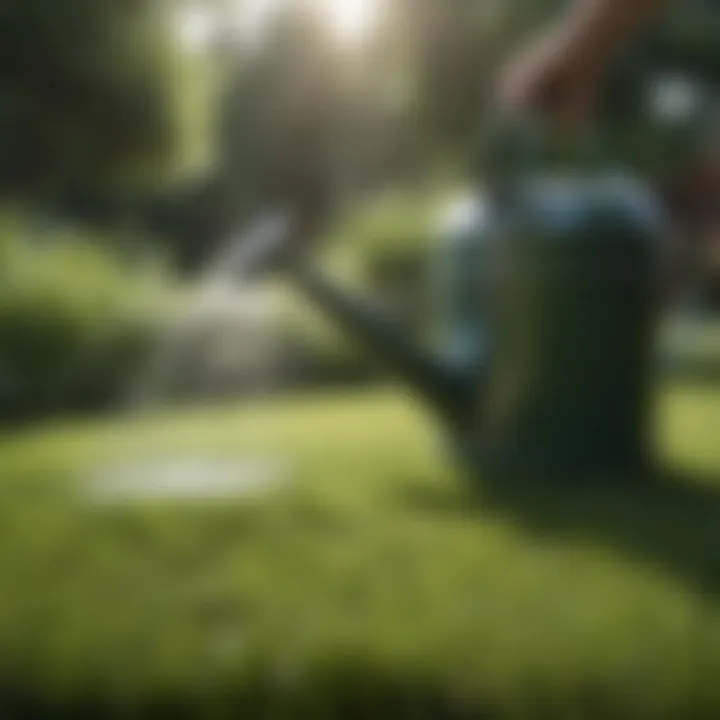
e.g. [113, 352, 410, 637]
[0, 211, 172, 422]
[338, 189, 451, 275]
[0, 383, 718, 714]
[646, 0, 720, 84]
[0, 0, 204, 196]
[343, 192, 436, 257]
[330, 188, 458, 336]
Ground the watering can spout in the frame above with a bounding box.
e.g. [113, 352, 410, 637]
[236, 209, 477, 431]
[290, 264, 477, 431]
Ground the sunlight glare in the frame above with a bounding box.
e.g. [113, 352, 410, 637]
[177, 8, 216, 53]
[236, 0, 278, 43]
[223, 0, 379, 47]
[324, 0, 377, 45]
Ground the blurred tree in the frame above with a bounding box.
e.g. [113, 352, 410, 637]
[147, 0, 352, 269]
[0, 0, 208, 203]
[218, 3, 341, 214]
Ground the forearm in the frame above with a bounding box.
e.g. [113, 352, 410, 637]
[559, 0, 667, 60]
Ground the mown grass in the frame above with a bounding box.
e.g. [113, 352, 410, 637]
[0, 382, 719, 718]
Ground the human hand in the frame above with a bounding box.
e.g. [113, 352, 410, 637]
[496, 25, 608, 128]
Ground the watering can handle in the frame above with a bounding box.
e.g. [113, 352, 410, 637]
[474, 109, 609, 196]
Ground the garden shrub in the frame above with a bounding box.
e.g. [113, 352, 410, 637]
[0, 211, 173, 423]
[326, 187, 455, 338]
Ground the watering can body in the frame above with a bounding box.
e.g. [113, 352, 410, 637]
[432, 175, 666, 476]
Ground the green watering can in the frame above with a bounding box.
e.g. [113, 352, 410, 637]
[241, 62, 712, 479]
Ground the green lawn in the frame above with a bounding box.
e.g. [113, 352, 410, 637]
[0, 383, 720, 718]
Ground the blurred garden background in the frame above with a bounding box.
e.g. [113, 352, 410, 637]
[1, 0, 720, 717]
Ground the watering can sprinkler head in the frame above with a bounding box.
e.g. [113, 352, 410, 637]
[231, 211, 299, 279]
[234, 193, 340, 278]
